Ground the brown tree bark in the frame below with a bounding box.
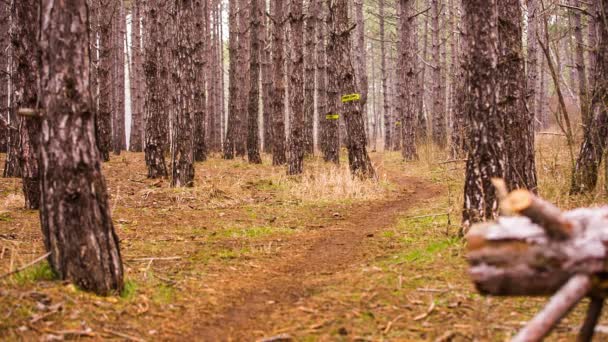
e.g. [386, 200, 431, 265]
[398, 0, 417, 161]
[171, 0, 197, 187]
[569, 0, 590, 132]
[498, 0, 537, 192]
[39, 0, 124, 295]
[450, 0, 467, 158]
[431, 0, 446, 147]
[271, 0, 287, 165]
[417, 10, 429, 140]
[570, 0, 608, 194]
[193, 0, 207, 162]
[462, 0, 504, 230]
[526, 0, 538, 131]
[328, 0, 375, 179]
[379, 0, 391, 151]
[13, 0, 40, 209]
[236, 0, 249, 158]
[94, 0, 115, 162]
[261, 8, 273, 154]
[303, 1, 315, 155]
[0, 0, 9, 153]
[224, 0, 239, 159]
[324, 0, 340, 164]
[112, 0, 126, 155]
[288, 0, 305, 175]
[129, 0, 144, 152]
[354, 0, 369, 147]
[143, 0, 168, 178]
[247, 0, 262, 164]
[3, 0, 20, 178]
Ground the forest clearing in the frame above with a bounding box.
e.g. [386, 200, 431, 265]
[3, 0, 608, 340]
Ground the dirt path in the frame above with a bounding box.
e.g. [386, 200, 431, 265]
[191, 171, 442, 340]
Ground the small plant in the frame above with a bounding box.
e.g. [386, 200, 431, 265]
[121, 279, 138, 300]
[12, 262, 56, 285]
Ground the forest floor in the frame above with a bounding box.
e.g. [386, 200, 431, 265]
[0, 139, 604, 341]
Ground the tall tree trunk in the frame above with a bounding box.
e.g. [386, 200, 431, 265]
[261, 8, 273, 154]
[462, 0, 504, 231]
[431, 0, 446, 147]
[498, 0, 537, 192]
[0, 0, 8, 153]
[303, 2, 315, 155]
[112, 0, 126, 155]
[236, 0, 249, 157]
[569, 0, 590, 132]
[328, 0, 375, 179]
[398, 0, 418, 160]
[526, 0, 538, 131]
[315, 0, 332, 161]
[571, 1, 608, 194]
[450, 0, 467, 158]
[417, 9, 429, 140]
[247, 0, 262, 163]
[271, 0, 287, 165]
[4, 0, 20, 178]
[224, 0, 239, 159]
[143, 0, 168, 178]
[288, 0, 305, 175]
[39, 0, 124, 295]
[13, 0, 40, 209]
[379, 0, 391, 150]
[129, 0, 144, 152]
[193, 0, 207, 162]
[324, 0, 340, 164]
[354, 0, 369, 146]
[95, 0, 114, 162]
[171, 0, 196, 187]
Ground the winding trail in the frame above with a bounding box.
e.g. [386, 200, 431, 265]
[191, 169, 442, 340]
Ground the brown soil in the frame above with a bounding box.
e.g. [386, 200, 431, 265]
[192, 174, 441, 340]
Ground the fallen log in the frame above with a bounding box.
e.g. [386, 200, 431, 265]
[467, 189, 608, 341]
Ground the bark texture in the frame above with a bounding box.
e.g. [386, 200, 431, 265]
[39, 0, 124, 295]
[398, 0, 417, 161]
[462, 0, 504, 230]
[271, 0, 287, 165]
[247, 0, 262, 164]
[129, 0, 144, 152]
[288, 0, 305, 175]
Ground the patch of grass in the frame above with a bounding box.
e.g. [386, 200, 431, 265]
[0, 212, 12, 222]
[214, 225, 295, 240]
[12, 262, 55, 285]
[121, 279, 138, 300]
[153, 284, 176, 304]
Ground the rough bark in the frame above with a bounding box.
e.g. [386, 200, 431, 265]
[112, 0, 126, 155]
[236, 0, 249, 157]
[129, 0, 144, 152]
[526, 0, 538, 128]
[450, 0, 467, 158]
[13, 0, 41, 209]
[271, 0, 287, 165]
[261, 8, 273, 153]
[398, 0, 417, 161]
[224, 0, 239, 159]
[39, 0, 124, 295]
[0, 0, 10, 153]
[247, 0, 262, 164]
[3, 0, 20, 178]
[431, 0, 446, 147]
[143, 0, 168, 178]
[287, 0, 305, 175]
[569, 0, 590, 132]
[193, 0, 207, 162]
[303, 1, 315, 155]
[328, 0, 375, 179]
[571, 2, 608, 194]
[498, 0, 537, 192]
[171, 0, 197, 187]
[354, 0, 368, 146]
[379, 0, 391, 150]
[462, 0, 504, 230]
[94, 0, 115, 162]
[324, 0, 340, 164]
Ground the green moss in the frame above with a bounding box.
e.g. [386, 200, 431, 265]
[153, 284, 176, 304]
[12, 262, 55, 285]
[121, 279, 138, 300]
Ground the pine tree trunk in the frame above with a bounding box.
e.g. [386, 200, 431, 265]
[329, 0, 375, 179]
[224, 0, 239, 159]
[4, 0, 21, 178]
[236, 0, 249, 158]
[171, 0, 196, 187]
[418, 11, 429, 140]
[129, 0, 144, 152]
[287, 0, 305, 175]
[112, 0, 126, 155]
[13, 0, 40, 209]
[0, 0, 9, 153]
[143, 0, 168, 178]
[569, 0, 590, 132]
[94, 0, 114, 162]
[39, 0, 124, 295]
[431, 0, 446, 147]
[315, 0, 331, 160]
[462, 0, 504, 230]
[354, 0, 369, 147]
[526, 0, 538, 131]
[193, 0, 207, 162]
[303, 3, 315, 156]
[271, 0, 287, 165]
[261, 10, 273, 154]
[379, 0, 391, 151]
[398, 0, 418, 161]
[571, 1, 608, 194]
[498, 0, 537, 192]
[450, 0, 467, 158]
[247, 0, 262, 164]
[324, 0, 340, 164]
